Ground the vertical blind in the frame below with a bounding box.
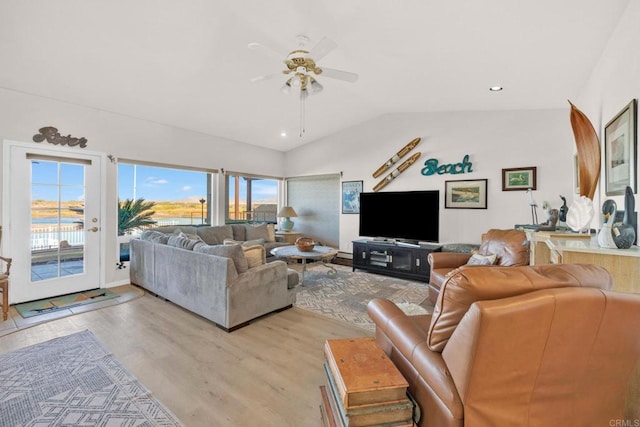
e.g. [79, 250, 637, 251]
[286, 174, 340, 248]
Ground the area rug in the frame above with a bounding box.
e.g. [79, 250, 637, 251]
[294, 264, 432, 331]
[0, 330, 183, 426]
[15, 289, 119, 319]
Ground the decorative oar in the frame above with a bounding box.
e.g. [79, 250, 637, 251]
[372, 137, 421, 178]
[373, 152, 422, 192]
[568, 101, 600, 200]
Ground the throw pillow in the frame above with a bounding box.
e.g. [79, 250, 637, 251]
[140, 230, 169, 244]
[242, 245, 266, 268]
[223, 238, 265, 247]
[167, 232, 204, 251]
[466, 253, 497, 266]
[266, 224, 276, 242]
[245, 223, 271, 242]
[195, 244, 249, 274]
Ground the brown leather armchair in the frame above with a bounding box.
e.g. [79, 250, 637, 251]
[368, 264, 640, 427]
[427, 228, 529, 303]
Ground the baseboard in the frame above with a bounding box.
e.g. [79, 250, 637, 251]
[105, 279, 131, 287]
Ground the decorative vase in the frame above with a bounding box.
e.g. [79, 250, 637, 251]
[597, 200, 618, 249]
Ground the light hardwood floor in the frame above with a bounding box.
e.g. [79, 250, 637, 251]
[0, 291, 371, 426]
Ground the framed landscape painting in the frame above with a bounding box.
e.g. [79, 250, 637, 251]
[502, 166, 537, 191]
[342, 180, 363, 214]
[445, 179, 488, 209]
[605, 99, 637, 196]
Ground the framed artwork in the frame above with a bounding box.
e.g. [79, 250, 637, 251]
[342, 180, 363, 214]
[501, 166, 537, 191]
[605, 99, 637, 196]
[445, 179, 488, 209]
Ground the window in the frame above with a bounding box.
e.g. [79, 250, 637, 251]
[117, 161, 213, 262]
[118, 163, 212, 231]
[225, 174, 279, 224]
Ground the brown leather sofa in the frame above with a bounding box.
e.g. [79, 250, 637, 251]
[427, 228, 530, 304]
[367, 264, 640, 427]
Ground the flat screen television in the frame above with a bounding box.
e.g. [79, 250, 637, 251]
[359, 190, 439, 243]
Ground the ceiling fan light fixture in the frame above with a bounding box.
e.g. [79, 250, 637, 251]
[309, 79, 323, 94]
[489, 86, 503, 92]
[280, 83, 291, 95]
[290, 75, 302, 87]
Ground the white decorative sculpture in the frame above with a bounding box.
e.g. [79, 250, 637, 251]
[566, 196, 594, 233]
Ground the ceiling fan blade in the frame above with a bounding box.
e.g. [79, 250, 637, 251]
[248, 42, 286, 62]
[249, 73, 281, 83]
[308, 37, 338, 61]
[319, 67, 359, 83]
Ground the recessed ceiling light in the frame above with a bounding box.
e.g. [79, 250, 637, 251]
[280, 132, 287, 137]
[489, 86, 503, 92]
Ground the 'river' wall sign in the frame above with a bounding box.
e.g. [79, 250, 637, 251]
[33, 126, 88, 148]
[421, 154, 473, 176]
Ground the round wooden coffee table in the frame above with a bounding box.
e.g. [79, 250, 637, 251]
[270, 245, 338, 286]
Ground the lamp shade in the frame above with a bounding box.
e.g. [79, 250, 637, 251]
[277, 206, 298, 218]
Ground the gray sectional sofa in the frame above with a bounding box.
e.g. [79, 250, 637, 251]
[129, 224, 296, 332]
[149, 223, 290, 261]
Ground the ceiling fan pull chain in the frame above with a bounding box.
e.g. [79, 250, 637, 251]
[300, 91, 306, 137]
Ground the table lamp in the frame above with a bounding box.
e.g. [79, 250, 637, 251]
[277, 206, 298, 231]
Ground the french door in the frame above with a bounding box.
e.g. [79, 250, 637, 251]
[4, 142, 103, 303]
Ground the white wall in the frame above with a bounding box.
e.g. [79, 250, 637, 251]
[0, 88, 286, 286]
[285, 109, 576, 253]
[575, 0, 640, 218]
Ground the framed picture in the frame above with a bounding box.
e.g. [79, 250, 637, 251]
[501, 166, 537, 191]
[605, 99, 637, 196]
[445, 179, 488, 209]
[342, 180, 363, 214]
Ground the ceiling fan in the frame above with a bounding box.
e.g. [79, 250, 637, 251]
[248, 35, 358, 136]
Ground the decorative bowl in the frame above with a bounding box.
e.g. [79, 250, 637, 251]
[295, 237, 315, 252]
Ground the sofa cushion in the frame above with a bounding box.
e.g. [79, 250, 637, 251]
[242, 245, 266, 268]
[477, 228, 529, 266]
[196, 225, 234, 245]
[245, 223, 272, 242]
[427, 264, 614, 352]
[195, 243, 249, 274]
[153, 225, 198, 236]
[231, 225, 246, 241]
[167, 232, 205, 251]
[140, 230, 169, 244]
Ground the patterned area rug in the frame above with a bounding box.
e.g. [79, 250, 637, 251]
[294, 264, 432, 331]
[0, 330, 183, 426]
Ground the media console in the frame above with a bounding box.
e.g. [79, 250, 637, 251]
[352, 239, 442, 282]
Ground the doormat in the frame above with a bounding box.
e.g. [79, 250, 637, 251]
[14, 288, 119, 318]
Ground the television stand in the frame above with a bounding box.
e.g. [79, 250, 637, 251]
[352, 239, 442, 282]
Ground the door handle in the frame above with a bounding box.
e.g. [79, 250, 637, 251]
[88, 227, 99, 232]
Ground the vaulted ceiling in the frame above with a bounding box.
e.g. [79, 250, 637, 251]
[0, 1, 630, 151]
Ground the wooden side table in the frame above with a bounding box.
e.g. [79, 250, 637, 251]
[275, 231, 302, 244]
[320, 337, 415, 426]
